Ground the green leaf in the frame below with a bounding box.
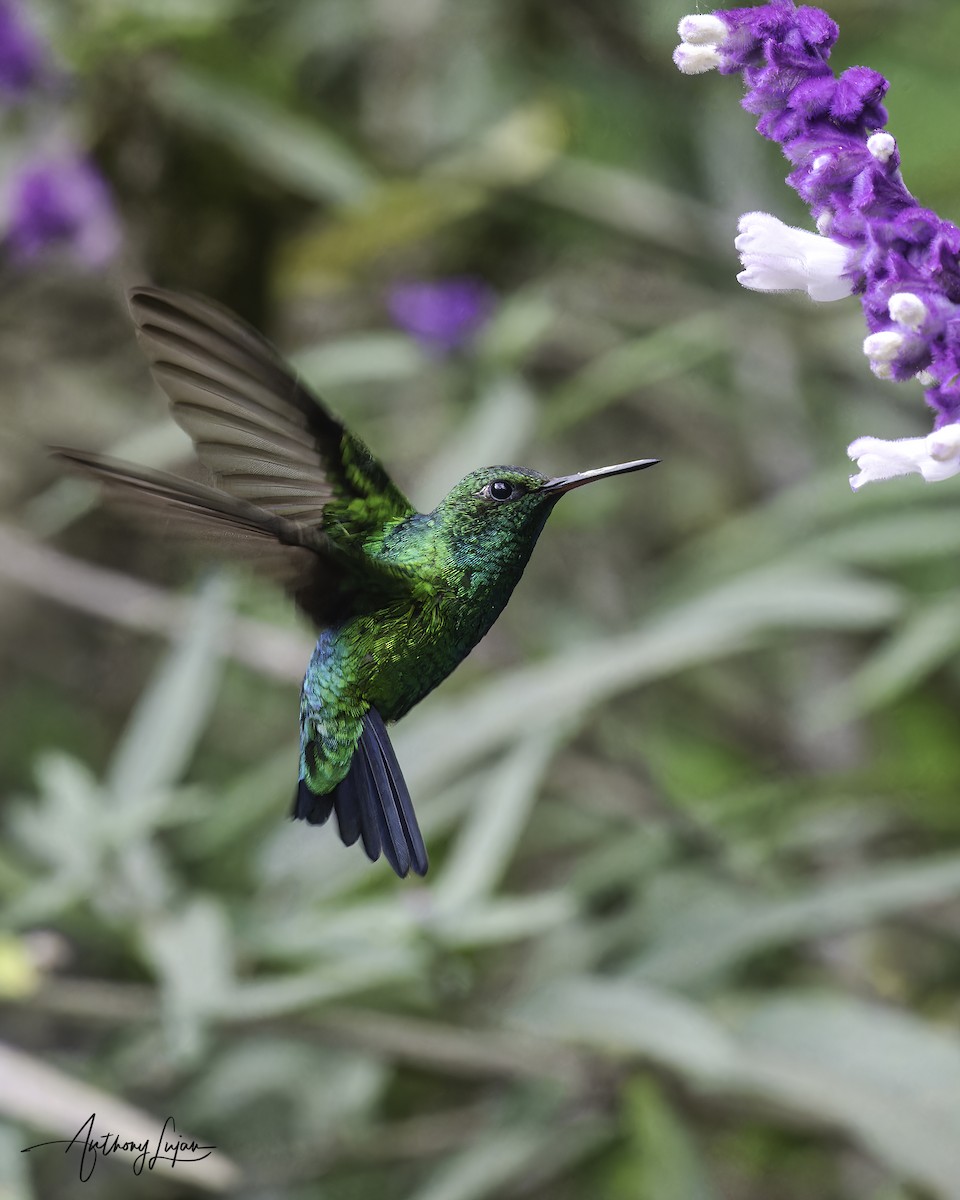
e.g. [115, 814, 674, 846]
[824, 592, 960, 717]
[432, 892, 576, 949]
[532, 155, 717, 252]
[545, 314, 729, 434]
[222, 952, 424, 1020]
[278, 178, 482, 282]
[474, 293, 556, 367]
[632, 853, 960, 987]
[515, 978, 739, 1084]
[518, 978, 960, 1196]
[75, 0, 234, 44]
[811, 510, 960, 567]
[140, 898, 235, 1059]
[615, 1076, 718, 1200]
[406, 1125, 561, 1200]
[188, 1039, 384, 1137]
[151, 67, 376, 203]
[433, 732, 559, 910]
[398, 564, 902, 791]
[0, 1119, 33, 1200]
[432, 100, 568, 188]
[108, 575, 230, 800]
[730, 993, 960, 1198]
[293, 334, 426, 389]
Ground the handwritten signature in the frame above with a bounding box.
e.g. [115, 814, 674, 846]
[21, 1112, 216, 1183]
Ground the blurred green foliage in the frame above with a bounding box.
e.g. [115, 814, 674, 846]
[3, 1, 960, 1197]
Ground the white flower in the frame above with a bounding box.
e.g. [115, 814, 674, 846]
[673, 14, 728, 73]
[673, 43, 722, 74]
[735, 212, 854, 302]
[866, 132, 896, 163]
[677, 15, 728, 45]
[916, 369, 938, 387]
[848, 423, 960, 490]
[863, 330, 904, 363]
[888, 292, 928, 331]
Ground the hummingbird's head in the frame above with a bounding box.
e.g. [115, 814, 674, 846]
[433, 458, 659, 576]
[436, 465, 554, 546]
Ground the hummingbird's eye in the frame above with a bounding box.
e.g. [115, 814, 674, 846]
[486, 479, 516, 502]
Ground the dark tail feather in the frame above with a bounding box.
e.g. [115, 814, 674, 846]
[293, 709, 427, 878]
[365, 711, 428, 877]
[293, 778, 333, 825]
[332, 785, 362, 847]
[336, 742, 384, 865]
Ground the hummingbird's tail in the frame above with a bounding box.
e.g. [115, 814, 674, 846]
[295, 708, 428, 878]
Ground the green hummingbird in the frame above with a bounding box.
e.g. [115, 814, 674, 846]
[57, 289, 658, 877]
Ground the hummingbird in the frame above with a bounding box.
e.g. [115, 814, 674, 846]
[56, 289, 658, 878]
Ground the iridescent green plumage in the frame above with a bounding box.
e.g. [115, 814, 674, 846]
[56, 289, 657, 878]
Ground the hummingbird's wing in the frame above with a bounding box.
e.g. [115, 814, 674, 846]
[128, 288, 414, 538]
[53, 448, 320, 581]
[55, 287, 418, 623]
[295, 707, 428, 878]
[53, 449, 411, 624]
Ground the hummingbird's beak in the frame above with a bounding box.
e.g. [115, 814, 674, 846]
[542, 457, 660, 495]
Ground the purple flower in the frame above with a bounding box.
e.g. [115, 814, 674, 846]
[0, 0, 45, 98]
[7, 153, 121, 269]
[386, 278, 495, 353]
[674, 2, 960, 489]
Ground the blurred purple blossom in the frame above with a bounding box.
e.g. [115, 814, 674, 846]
[0, 0, 45, 99]
[7, 154, 121, 269]
[674, 2, 960, 489]
[386, 278, 495, 353]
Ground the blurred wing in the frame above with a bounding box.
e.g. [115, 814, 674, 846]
[53, 449, 409, 623]
[128, 287, 414, 534]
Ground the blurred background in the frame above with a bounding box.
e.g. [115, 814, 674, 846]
[3, 0, 960, 1196]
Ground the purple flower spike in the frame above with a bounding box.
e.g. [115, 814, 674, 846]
[674, 2, 960, 489]
[0, 0, 45, 98]
[387, 277, 495, 353]
[7, 153, 121, 269]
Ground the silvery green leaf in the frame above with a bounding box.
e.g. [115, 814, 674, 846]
[515, 977, 739, 1084]
[405, 1126, 560, 1200]
[433, 732, 559, 909]
[140, 898, 235, 1059]
[633, 853, 960, 987]
[108, 575, 230, 801]
[399, 565, 901, 790]
[730, 993, 960, 1198]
